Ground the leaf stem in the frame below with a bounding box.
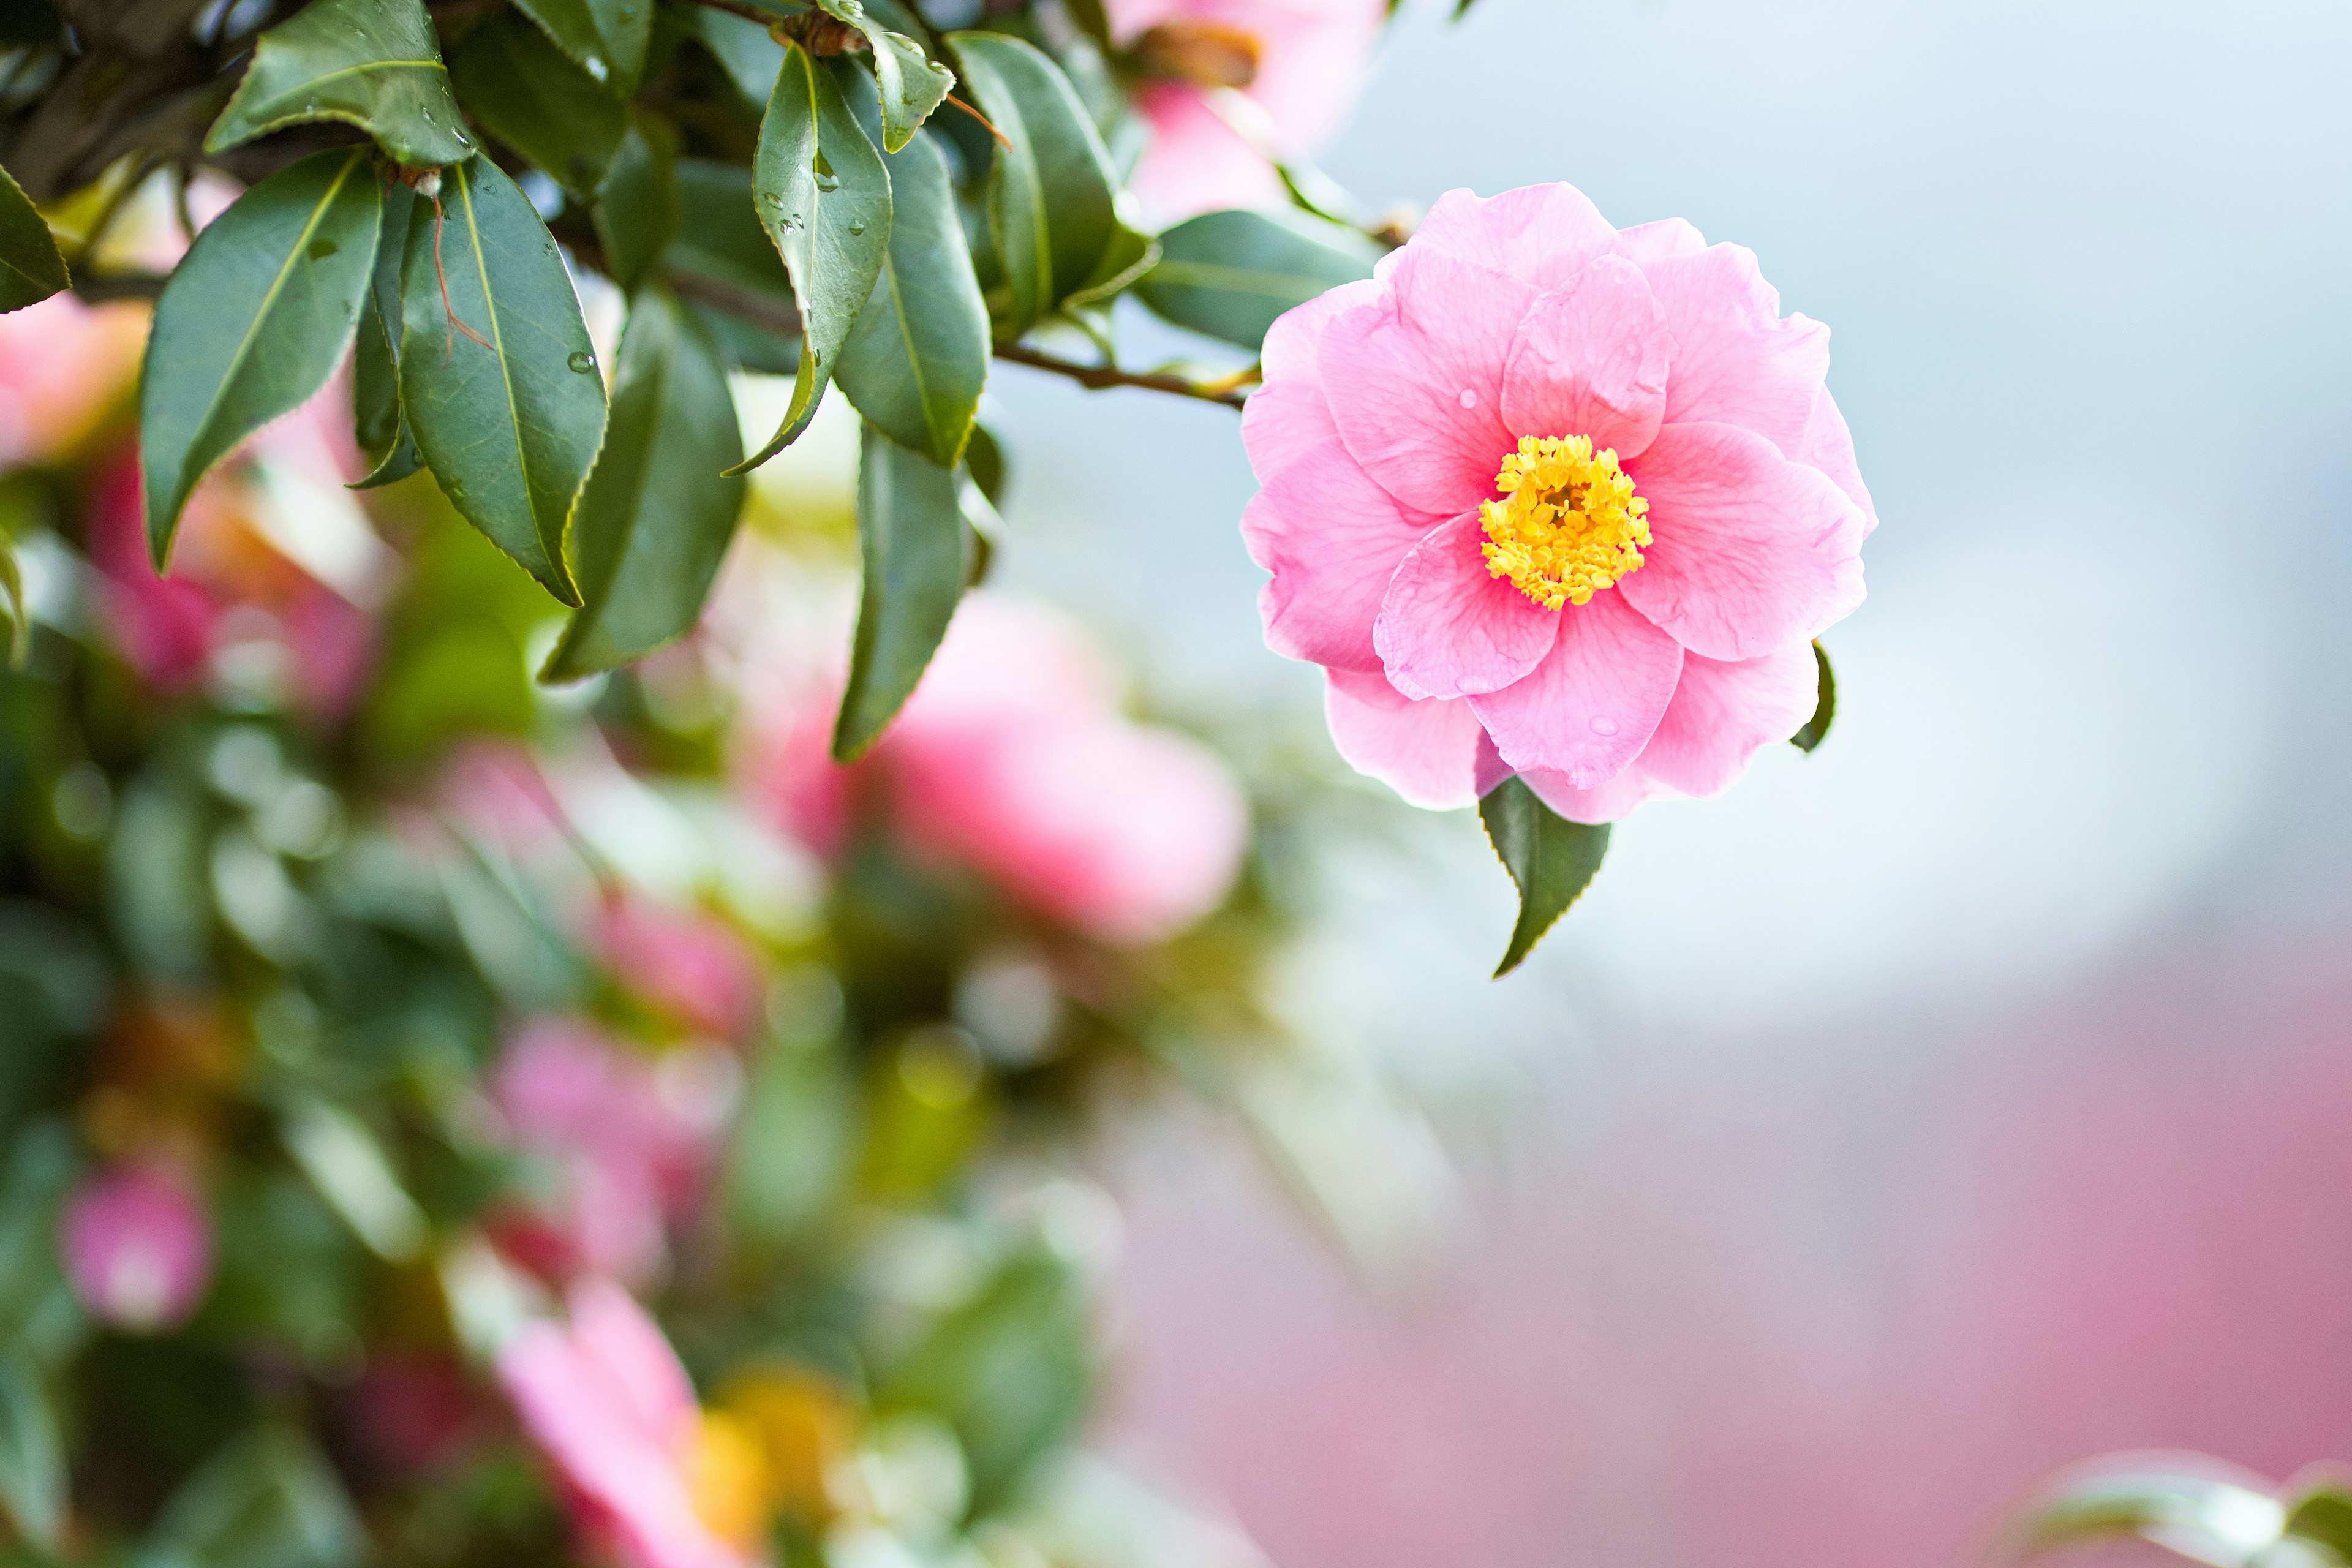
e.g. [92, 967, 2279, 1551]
[993, 344, 1253, 409]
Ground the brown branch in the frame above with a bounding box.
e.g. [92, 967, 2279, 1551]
[993, 343, 1251, 409]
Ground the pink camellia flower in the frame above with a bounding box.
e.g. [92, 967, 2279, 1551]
[58, 1160, 213, 1332]
[500, 1278, 749, 1568]
[739, 594, 1250, 946]
[1241, 183, 1874, 823]
[1106, 0, 1389, 224]
[0, 293, 146, 468]
[590, 897, 764, 1042]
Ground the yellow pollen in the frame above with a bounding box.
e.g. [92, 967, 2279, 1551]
[1479, 435, 1651, 611]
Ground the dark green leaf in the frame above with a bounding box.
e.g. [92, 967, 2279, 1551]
[0, 163, 67, 312]
[2004, 1465, 2288, 1567]
[834, 426, 970, 760]
[733, 45, 892, 475]
[948, 31, 1121, 336]
[512, 0, 652, 95]
[962, 418, 1005, 505]
[0, 1355, 63, 1551]
[682, 9, 783, 109]
[205, 0, 473, 168]
[140, 148, 380, 570]
[1069, 219, 1159, 306]
[543, 285, 745, 680]
[0, 533, 25, 667]
[399, 156, 605, 606]
[352, 182, 421, 489]
[449, 12, 628, 194]
[1060, 0, 1114, 48]
[1478, 775, 1608, 978]
[140, 1427, 364, 1568]
[594, 111, 680, 292]
[1136, 206, 1378, 350]
[1790, 639, 1834, 752]
[813, 0, 955, 153]
[689, 303, 801, 376]
[835, 125, 987, 466]
[665, 159, 794, 303]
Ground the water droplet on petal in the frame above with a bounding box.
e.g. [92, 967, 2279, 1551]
[1457, 388, 1478, 410]
[567, 350, 594, 373]
[1589, 715, 1620, 736]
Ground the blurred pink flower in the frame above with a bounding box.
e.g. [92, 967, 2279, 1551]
[591, 897, 764, 1041]
[348, 1352, 491, 1476]
[490, 1020, 732, 1286]
[0, 293, 146, 469]
[1241, 183, 1874, 822]
[58, 1160, 213, 1332]
[740, 594, 1249, 946]
[1107, 0, 1387, 225]
[500, 1278, 748, 1568]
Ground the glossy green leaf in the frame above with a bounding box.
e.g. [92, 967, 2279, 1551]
[948, 31, 1121, 335]
[834, 427, 970, 760]
[0, 532, 25, 667]
[664, 162, 801, 371]
[813, 0, 956, 153]
[0, 162, 66, 312]
[543, 285, 745, 680]
[140, 148, 380, 570]
[963, 418, 1005, 505]
[141, 1426, 365, 1568]
[1136, 206, 1378, 350]
[352, 182, 421, 489]
[835, 125, 987, 466]
[449, 12, 627, 194]
[594, 111, 680, 292]
[1478, 775, 1608, 978]
[1790, 639, 1835, 752]
[683, 9, 783, 108]
[734, 45, 892, 475]
[399, 156, 605, 606]
[205, 0, 473, 168]
[2005, 1464, 2290, 1567]
[512, 0, 652, 95]
[0, 1355, 62, 1551]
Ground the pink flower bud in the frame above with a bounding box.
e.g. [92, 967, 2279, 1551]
[59, 1161, 213, 1332]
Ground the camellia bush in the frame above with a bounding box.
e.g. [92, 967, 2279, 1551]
[0, 1, 1875, 1567]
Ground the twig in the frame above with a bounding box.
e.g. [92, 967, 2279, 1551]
[993, 343, 1251, 409]
[70, 271, 170, 304]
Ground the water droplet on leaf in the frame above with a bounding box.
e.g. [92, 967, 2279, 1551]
[567, 351, 594, 373]
[847, 223, 864, 235]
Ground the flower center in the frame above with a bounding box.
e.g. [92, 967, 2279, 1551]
[1135, 21, 1263, 89]
[1479, 435, 1651, 611]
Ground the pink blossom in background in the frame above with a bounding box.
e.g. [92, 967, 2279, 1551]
[500, 1278, 748, 1568]
[1242, 183, 1874, 822]
[739, 594, 1250, 946]
[489, 1020, 732, 1286]
[590, 897, 764, 1041]
[58, 1159, 213, 1332]
[1107, 0, 1389, 224]
[0, 293, 146, 469]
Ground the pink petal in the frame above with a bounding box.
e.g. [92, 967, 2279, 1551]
[1127, 85, 1288, 227]
[1792, 381, 1879, 535]
[1324, 668, 1484, 809]
[1641, 243, 1829, 453]
[1468, 587, 1684, 783]
[1619, 421, 1867, 662]
[1243, 277, 1378, 484]
[1243, 437, 1439, 674]
[1414, 184, 1620, 292]
[1520, 764, 1662, 825]
[567, 1280, 701, 1452]
[1320, 248, 1536, 516]
[1613, 217, 1708, 266]
[1373, 512, 1560, 699]
[1634, 641, 1820, 797]
[1501, 254, 1672, 458]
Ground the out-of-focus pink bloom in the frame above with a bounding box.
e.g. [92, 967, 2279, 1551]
[1106, 0, 1388, 224]
[0, 293, 146, 469]
[1241, 183, 1874, 822]
[434, 741, 570, 856]
[58, 1160, 213, 1332]
[739, 594, 1250, 946]
[500, 1279, 748, 1568]
[490, 1020, 732, 1286]
[591, 897, 764, 1041]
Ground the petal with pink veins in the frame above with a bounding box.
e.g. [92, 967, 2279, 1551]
[1501, 254, 1672, 459]
[1613, 217, 1708, 267]
[1324, 668, 1484, 809]
[1619, 421, 1866, 662]
[1320, 249, 1535, 516]
[1792, 380, 1879, 535]
[1414, 184, 1620, 292]
[1635, 641, 1819, 797]
[1520, 764, 1662, 825]
[1244, 438, 1441, 673]
[1641, 243, 1830, 453]
[1374, 512, 1559, 699]
[1468, 587, 1684, 783]
[1242, 279, 1376, 484]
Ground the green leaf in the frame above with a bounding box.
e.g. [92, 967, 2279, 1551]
[733, 45, 892, 475]
[0, 162, 67, 312]
[512, 0, 652, 94]
[281, 1099, 426, 1262]
[813, 0, 956, 153]
[2287, 1482, 2352, 1565]
[665, 159, 795, 303]
[0, 532, 26, 668]
[963, 418, 1005, 505]
[205, 0, 473, 168]
[448, 12, 628, 195]
[398, 156, 605, 606]
[1478, 775, 1608, 978]
[140, 148, 381, 570]
[1136, 206, 1378, 350]
[140, 1426, 364, 1568]
[352, 182, 421, 489]
[0, 1355, 63, 1552]
[1069, 218, 1159, 306]
[948, 31, 1122, 336]
[682, 9, 783, 109]
[834, 426, 971, 760]
[835, 125, 987, 466]
[543, 285, 745, 680]
[1790, 639, 1834, 752]
[593, 111, 680, 292]
[2004, 1464, 2290, 1567]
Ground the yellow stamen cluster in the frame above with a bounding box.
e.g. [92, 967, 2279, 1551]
[1479, 435, 1651, 610]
